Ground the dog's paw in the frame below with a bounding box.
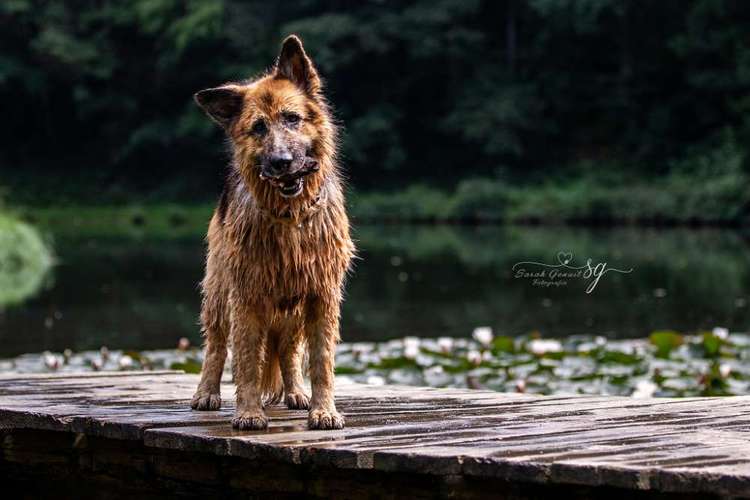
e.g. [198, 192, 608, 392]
[285, 392, 310, 410]
[232, 410, 268, 430]
[308, 408, 345, 430]
[191, 391, 221, 411]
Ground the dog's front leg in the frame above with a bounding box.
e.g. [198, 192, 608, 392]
[230, 296, 268, 430]
[306, 296, 344, 430]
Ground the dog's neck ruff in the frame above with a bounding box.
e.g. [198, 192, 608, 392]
[258, 188, 327, 227]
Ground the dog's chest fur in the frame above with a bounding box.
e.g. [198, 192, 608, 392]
[224, 197, 353, 308]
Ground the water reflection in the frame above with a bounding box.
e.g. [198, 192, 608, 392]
[349, 226, 750, 341]
[0, 225, 748, 355]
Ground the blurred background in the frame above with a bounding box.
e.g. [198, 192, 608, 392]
[1, 1, 749, 359]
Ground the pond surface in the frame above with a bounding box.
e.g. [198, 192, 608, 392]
[0, 223, 749, 356]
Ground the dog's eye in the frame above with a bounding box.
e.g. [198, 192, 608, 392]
[249, 120, 267, 136]
[283, 112, 302, 127]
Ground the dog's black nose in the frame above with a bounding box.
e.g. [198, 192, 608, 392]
[268, 153, 293, 175]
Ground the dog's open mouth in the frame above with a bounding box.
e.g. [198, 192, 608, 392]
[262, 158, 319, 199]
[276, 177, 304, 198]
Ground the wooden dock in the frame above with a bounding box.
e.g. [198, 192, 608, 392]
[1, 371, 749, 498]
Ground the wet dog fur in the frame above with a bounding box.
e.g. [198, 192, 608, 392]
[190, 35, 355, 430]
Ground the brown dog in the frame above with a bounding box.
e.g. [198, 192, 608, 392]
[190, 35, 354, 430]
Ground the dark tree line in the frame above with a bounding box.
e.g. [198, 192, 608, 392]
[2, 0, 750, 201]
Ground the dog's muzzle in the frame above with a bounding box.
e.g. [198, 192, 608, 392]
[260, 158, 319, 198]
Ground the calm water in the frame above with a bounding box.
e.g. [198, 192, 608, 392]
[1, 224, 749, 356]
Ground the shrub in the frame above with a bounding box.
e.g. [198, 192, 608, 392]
[0, 213, 53, 307]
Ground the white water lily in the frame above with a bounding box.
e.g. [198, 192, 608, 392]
[43, 352, 60, 371]
[118, 355, 134, 369]
[360, 352, 381, 365]
[467, 349, 482, 365]
[351, 342, 373, 354]
[720, 363, 732, 378]
[403, 336, 420, 349]
[713, 327, 729, 340]
[528, 339, 562, 355]
[437, 337, 454, 353]
[631, 380, 657, 398]
[366, 375, 386, 386]
[404, 343, 419, 360]
[472, 327, 493, 346]
[177, 337, 191, 350]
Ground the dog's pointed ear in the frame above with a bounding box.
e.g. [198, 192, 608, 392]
[194, 86, 244, 128]
[275, 35, 321, 96]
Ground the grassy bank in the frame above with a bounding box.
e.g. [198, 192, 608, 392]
[351, 170, 749, 226]
[13, 141, 750, 231]
[17, 178, 750, 239]
[20, 204, 214, 240]
[352, 136, 749, 225]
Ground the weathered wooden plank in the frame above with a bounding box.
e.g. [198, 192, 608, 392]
[0, 370, 183, 381]
[2, 371, 750, 497]
[0, 373, 236, 438]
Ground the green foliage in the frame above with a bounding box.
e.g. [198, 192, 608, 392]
[334, 365, 364, 375]
[491, 336, 516, 354]
[349, 186, 452, 221]
[370, 356, 419, 370]
[350, 145, 750, 224]
[701, 332, 722, 358]
[449, 178, 514, 221]
[701, 361, 731, 396]
[649, 331, 684, 359]
[667, 130, 749, 221]
[443, 80, 543, 158]
[19, 204, 213, 240]
[0, 213, 53, 307]
[169, 358, 202, 373]
[4, 1, 750, 203]
[594, 349, 641, 365]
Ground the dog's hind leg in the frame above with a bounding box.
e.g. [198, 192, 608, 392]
[191, 230, 229, 411]
[280, 326, 310, 410]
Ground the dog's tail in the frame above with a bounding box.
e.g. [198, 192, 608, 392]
[261, 334, 284, 406]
